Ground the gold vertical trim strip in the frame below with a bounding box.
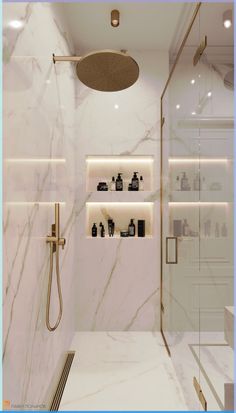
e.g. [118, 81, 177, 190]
[193, 36, 207, 65]
[161, 330, 171, 357]
[160, 2, 201, 356]
[193, 376, 207, 411]
[161, 2, 201, 99]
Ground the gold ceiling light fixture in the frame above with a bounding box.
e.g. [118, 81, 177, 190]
[111, 9, 120, 27]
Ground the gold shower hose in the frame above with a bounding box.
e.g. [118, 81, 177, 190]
[46, 241, 63, 331]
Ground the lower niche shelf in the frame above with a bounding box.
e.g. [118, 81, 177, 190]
[87, 235, 153, 239]
[86, 202, 153, 238]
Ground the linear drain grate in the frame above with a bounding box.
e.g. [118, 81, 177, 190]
[50, 351, 75, 411]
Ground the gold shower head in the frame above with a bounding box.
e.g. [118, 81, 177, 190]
[75, 49, 139, 92]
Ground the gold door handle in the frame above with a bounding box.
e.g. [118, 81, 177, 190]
[166, 237, 178, 264]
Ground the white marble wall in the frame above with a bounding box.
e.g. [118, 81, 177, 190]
[3, 2, 169, 406]
[74, 51, 168, 331]
[3, 3, 77, 409]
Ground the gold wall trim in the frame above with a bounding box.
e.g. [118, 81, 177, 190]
[193, 376, 207, 411]
[161, 2, 201, 99]
[193, 36, 207, 66]
[50, 351, 75, 411]
[189, 344, 225, 410]
[159, 2, 201, 356]
[161, 330, 171, 357]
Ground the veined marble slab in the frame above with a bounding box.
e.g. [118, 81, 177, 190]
[59, 332, 188, 411]
[3, 2, 77, 408]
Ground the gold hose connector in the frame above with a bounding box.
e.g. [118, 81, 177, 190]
[46, 203, 66, 332]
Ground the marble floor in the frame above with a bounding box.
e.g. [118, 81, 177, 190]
[166, 332, 234, 411]
[59, 332, 188, 411]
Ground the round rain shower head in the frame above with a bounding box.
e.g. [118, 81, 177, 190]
[76, 50, 139, 92]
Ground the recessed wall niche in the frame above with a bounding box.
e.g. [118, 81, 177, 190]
[86, 202, 153, 238]
[86, 155, 154, 192]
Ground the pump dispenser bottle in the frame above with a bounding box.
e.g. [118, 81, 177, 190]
[116, 173, 123, 191]
[131, 172, 139, 191]
[99, 222, 105, 237]
[108, 219, 115, 237]
[181, 172, 190, 191]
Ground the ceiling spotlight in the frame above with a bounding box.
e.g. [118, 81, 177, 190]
[114, 104, 119, 109]
[176, 104, 180, 110]
[111, 10, 120, 27]
[191, 79, 195, 85]
[191, 111, 196, 116]
[223, 10, 232, 28]
[8, 20, 23, 29]
[207, 91, 212, 97]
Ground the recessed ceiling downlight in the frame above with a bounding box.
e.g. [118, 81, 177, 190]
[8, 20, 23, 29]
[111, 9, 120, 27]
[223, 10, 232, 28]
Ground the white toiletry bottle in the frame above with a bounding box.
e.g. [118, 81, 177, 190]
[110, 176, 116, 191]
[181, 172, 189, 191]
[140, 176, 144, 191]
[183, 219, 189, 236]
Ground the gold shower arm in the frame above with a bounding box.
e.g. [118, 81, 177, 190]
[53, 53, 81, 64]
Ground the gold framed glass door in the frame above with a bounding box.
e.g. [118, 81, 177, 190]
[160, 3, 204, 410]
[160, 2, 234, 411]
[195, 3, 234, 411]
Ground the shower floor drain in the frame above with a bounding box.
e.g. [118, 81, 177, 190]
[50, 351, 75, 411]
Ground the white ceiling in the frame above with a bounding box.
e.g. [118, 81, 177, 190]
[58, 2, 186, 53]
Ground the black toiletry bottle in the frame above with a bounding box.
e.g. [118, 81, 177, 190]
[116, 173, 123, 191]
[128, 219, 136, 236]
[131, 172, 139, 191]
[99, 222, 105, 237]
[108, 219, 115, 237]
[92, 223, 97, 237]
[108, 219, 113, 237]
[111, 221, 115, 237]
[138, 220, 145, 237]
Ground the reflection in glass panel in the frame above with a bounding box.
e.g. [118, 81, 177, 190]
[161, 2, 234, 411]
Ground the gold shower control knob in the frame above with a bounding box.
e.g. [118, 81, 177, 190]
[58, 238, 66, 249]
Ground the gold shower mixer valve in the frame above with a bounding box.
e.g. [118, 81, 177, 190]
[46, 224, 66, 252]
[46, 204, 66, 252]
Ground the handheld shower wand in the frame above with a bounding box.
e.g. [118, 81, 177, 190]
[46, 203, 66, 331]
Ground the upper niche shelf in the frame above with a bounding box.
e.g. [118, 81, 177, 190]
[177, 117, 234, 130]
[86, 155, 154, 192]
[168, 157, 231, 163]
